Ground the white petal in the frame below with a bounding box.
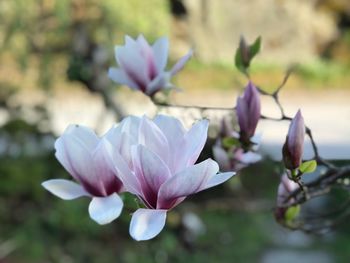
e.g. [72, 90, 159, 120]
[108, 67, 139, 90]
[204, 172, 236, 189]
[62, 125, 99, 151]
[152, 37, 169, 72]
[175, 119, 209, 172]
[42, 179, 89, 200]
[88, 193, 123, 225]
[158, 159, 218, 208]
[138, 116, 170, 164]
[130, 209, 167, 241]
[170, 49, 193, 75]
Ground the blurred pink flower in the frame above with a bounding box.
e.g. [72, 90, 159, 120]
[282, 110, 305, 170]
[213, 146, 261, 172]
[42, 125, 124, 225]
[108, 35, 192, 96]
[105, 115, 235, 241]
[277, 173, 299, 207]
[236, 81, 261, 143]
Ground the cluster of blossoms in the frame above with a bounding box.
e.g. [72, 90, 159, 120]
[213, 82, 262, 172]
[275, 110, 306, 221]
[43, 115, 235, 241]
[45, 35, 228, 241]
[42, 34, 310, 240]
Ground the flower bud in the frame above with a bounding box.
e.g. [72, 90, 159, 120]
[236, 81, 261, 143]
[282, 110, 305, 170]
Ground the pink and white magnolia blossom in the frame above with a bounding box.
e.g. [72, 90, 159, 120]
[108, 35, 192, 96]
[42, 125, 124, 225]
[104, 115, 235, 241]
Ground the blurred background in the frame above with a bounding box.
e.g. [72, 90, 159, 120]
[1, 0, 350, 262]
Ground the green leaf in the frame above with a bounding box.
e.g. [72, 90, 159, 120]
[234, 48, 246, 74]
[285, 205, 300, 222]
[299, 160, 317, 174]
[249, 36, 261, 59]
[222, 137, 240, 149]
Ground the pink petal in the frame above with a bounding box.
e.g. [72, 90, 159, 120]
[108, 67, 139, 90]
[136, 35, 158, 79]
[129, 209, 167, 241]
[88, 193, 123, 225]
[152, 37, 169, 72]
[170, 49, 193, 75]
[42, 179, 89, 200]
[157, 159, 218, 209]
[132, 145, 171, 208]
[146, 72, 171, 95]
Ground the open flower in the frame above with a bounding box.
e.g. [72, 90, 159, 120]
[105, 115, 235, 241]
[42, 125, 124, 225]
[236, 81, 261, 144]
[282, 110, 305, 170]
[108, 35, 192, 96]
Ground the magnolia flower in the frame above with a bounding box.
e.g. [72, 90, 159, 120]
[108, 35, 192, 96]
[42, 125, 124, 225]
[282, 110, 305, 170]
[105, 115, 235, 241]
[236, 81, 261, 143]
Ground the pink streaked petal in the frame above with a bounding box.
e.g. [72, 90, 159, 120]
[138, 116, 170, 164]
[93, 140, 123, 194]
[42, 179, 89, 200]
[152, 37, 169, 72]
[170, 49, 193, 75]
[157, 159, 218, 209]
[116, 46, 150, 88]
[55, 134, 103, 192]
[129, 209, 167, 241]
[132, 144, 171, 195]
[136, 35, 158, 79]
[88, 193, 123, 225]
[108, 67, 139, 90]
[204, 172, 235, 190]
